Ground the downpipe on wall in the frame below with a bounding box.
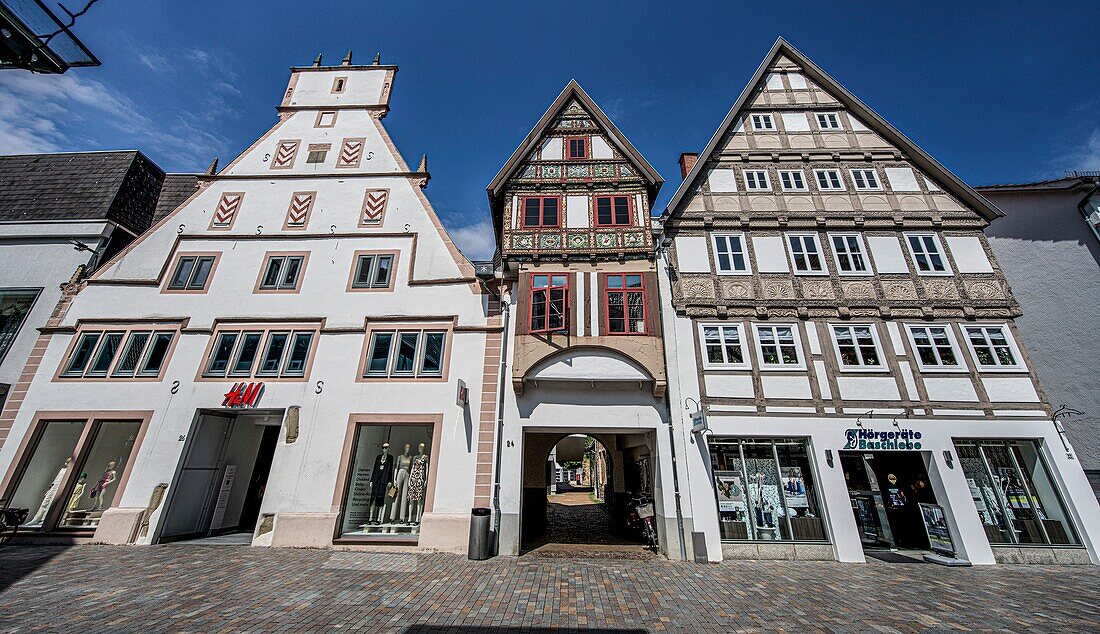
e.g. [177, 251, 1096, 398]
[655, 243, 688, 562]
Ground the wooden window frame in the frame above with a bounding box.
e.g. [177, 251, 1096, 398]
[814, 168, 846, 191]
[827, 232, 873, 276]
[603, 273, 646, 336]
[904, 324, 967, 373]
[54, 322, 181, 382]
[960, 323, 1026, 373]
[566, 136, 589, 160]
[529, 273, 570, 334]
[519, 195, 562, 229]
[829, 323, 888, 372]
[849, 168, 882, 191]
[753, 323, 806, 370]
[750, 113, 775, 131]
[593, 195, 633, 228]
[785, 233, 828, 275]
[710, 233, 751, 275]
[816, 112, 842, 130]
[254, 251, 310, 294]
[699, 322, 751, 370]
[196, 322, 320, 382]
[742, 169, 771, 191]
[904, 232, 953, 276]
[778, 170, 807, 192]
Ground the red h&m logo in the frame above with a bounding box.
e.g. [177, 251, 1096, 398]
[223, 382, 264, 408]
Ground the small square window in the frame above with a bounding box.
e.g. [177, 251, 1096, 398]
[700, 324, 749, 368]
[850, 169, 881, 191]
[351, 253, 395, 289]
[315, 111, 337, 128]
[743, 170, 770, 191]
[831, 325, 884, 369]
[306, 150, 327, 164]
[257, 254, 305, 292]
[779, 170, 807, 191]
[167, 255, 216, 291]
[711, 234, 750, 274]
[331, 76, 347, 94]
[905, 233, 951, 274]
[963, 325, 1023, 371]
[785, 234, 826, 274]
[567, 137, 588, 159]
[816, 113, 842, 130]
[814, 169, 845, 191]
[754, 324, 803, 369]
[829, 233, 871, 275]
[751, 114, 775, 131]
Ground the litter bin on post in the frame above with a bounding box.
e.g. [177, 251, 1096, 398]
[468, 507, 492, 560]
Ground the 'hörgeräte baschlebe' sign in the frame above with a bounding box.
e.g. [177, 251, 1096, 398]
[844, 427, 922, 450]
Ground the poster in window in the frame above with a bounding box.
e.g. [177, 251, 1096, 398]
[714, 473, 744, 511]
[781, 466, 808, 508]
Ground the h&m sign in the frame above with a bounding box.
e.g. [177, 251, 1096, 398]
[223, 382, 264, 408]
[844, 427, 923, 451]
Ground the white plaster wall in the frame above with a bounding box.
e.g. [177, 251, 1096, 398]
[884, 167, 920, 192]
[539, 137, 563, 160]
[836, 376, 901, 401]
[866, 236, 907, 273]
[566, 195, 588, 229]
[981, 376, 1040, 402]
[707, 169, 738, 193]
[752, 236, 790, 273]
[285, 68, 390, 108]
[591, 137, 613, 159]
[781, 113, 809, 132]
[945, 236, 993, 273]
[923, 376, 980, 402]
[702, 374, 754, 398]
[760, 375, 812, 400]
[675, 236, 711, 273]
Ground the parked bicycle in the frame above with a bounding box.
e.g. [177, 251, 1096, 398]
[628, 494, 658, 552]
[0, 502, 28, 546]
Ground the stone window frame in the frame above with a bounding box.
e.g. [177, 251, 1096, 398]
[698, 322, 752, 370]
[826, 232, 873, 277]
[752, 323, 806, 371]
[828, 323, 890, 373]
[903, 323, 968, 374]
[784, 232, 829, 276]
[710, 232, 752, 275]
[197, 322, 321, 382]
[903, 232, 954, 276]
[357, 321, 454, 383]
[959, 323, 1028, 374]
[54, 322, 182, 382]
[254, 251, 310, 294]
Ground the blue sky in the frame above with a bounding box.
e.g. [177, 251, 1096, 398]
[2, 1, 1098, 259]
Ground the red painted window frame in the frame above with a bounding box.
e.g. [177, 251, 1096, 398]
[603, 273, 646, 335]
[594, 195, 634, 227]
[529, 273, 569, 334]
[519, 196, 562, 229]
[566, 136, 588, 160]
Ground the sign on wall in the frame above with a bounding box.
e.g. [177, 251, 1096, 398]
[843, 427, 922, 451]
[223, 382, 264, 408]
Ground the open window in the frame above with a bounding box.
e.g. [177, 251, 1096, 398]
[530, 274, 568, 334]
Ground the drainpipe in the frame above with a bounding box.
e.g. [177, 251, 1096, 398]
[490, 289, 511, 556]
[654, 243, 688, 562]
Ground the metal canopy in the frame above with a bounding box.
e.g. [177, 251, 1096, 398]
[0, 0, 99, 73]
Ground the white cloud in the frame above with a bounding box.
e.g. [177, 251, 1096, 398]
[446, 218, 496, 261]
[0, 71, 229, 170]
[1060, 128, 1100, 172]
[137, 51, 170, 73]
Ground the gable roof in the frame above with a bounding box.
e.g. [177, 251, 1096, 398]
[663, 37, 1003, 222]
[0, 151, 166, 233]
[152, 173, 201, 224]
[487, 79, 663, 228]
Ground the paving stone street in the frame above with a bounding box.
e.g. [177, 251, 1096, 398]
[1, 544, 1099, 633]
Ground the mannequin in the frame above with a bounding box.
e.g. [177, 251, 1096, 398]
[407, 442, 429, 526]
[390, 444, 413, 524]
[368, 442, 394, 525]
[67, 473, 88, 512]
[89, 460, 117, 512]
[29, 458, 71, 525]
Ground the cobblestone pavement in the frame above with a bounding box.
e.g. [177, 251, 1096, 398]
[2, 544, 1099, 632]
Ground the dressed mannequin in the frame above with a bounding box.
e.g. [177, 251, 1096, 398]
[67, 473, 88, 512]
[368, 443, 394, 525]
[89, 460, 118, 512]
[407, 443, 429, 525]
[390, 444, 413, 524]
[29, 458, 71, 525]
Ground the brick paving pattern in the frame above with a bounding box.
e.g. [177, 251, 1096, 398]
[1, 544, 1099, 632]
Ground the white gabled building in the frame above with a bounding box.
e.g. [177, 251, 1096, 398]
[0, 54, 498, 552]
[659, 39, 1100, 564]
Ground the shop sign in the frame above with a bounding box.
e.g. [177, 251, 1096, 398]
[843, 427, 922, 451]
[919, 502, 956, 557]
[223, 382, 264, 408]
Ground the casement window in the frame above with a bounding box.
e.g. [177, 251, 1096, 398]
[595, 195, 633, 227]
[257, 254, 306, 292]
[906, 325, 963, 371]
[962, 325, 1023, 371]
[351, 253, 395, 289]
[750, 114, 775, 131]
[816, 112, 841, 130]
[61, 328, 176, 379]
[829, 233, 871, 275]
[743, 170, 771, 191]
[204, 328, 316, 378]
[363, 329, 447, 378]
[754, 324, 803, 368]
[850, 168, 881, 191]
[779, 170, 807, 191]
[166, 255, 216, 291]
[605, 273, 645, 335]
[786, 233, 826, 274]
[521, 196, 560, 228]
[905, 233, 951, 274]
[830, 325, 884, 369]
[700, 324, 749, 368]
[306, 148, 328, 163]
[0, 289, 38, 364]
[530, 274, 568, 333]
[711, 233, 750, 274]
[567, 137, 588, 159]
[814, 169, 845, 191]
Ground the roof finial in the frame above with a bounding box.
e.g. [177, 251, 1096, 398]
[312, 53, 322, 67]
[373, 52, 380, 65]
[205, 157, 219, 175]
[342, 50, 353, 66]
[417, 154, 427, 173]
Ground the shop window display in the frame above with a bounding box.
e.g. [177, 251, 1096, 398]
[711, 438, 826, 542]
[7, 421, 83, 527]
[340, 424, 433, 540]
[955, 440, 1079, 546]
[58, 421, 140, 529]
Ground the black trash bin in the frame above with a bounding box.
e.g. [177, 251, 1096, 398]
[468, 507, 492, 560]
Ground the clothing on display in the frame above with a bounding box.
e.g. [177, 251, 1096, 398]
[28, 459, 71, 525]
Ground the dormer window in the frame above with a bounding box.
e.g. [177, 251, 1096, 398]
[567, 137, 588, 159]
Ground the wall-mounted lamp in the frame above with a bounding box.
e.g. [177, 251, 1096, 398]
[825, 449, 834, 469]
[942, 450, 954, 469]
